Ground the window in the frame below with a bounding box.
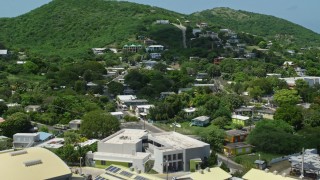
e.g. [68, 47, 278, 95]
[168, 155, 172, 161]
[178, 153, 183, 159]
[101, 160, 106, 165]
[173, 154, 176, 160]
[246, 147, 251, 152]
[163, 155, 167, 160]
[237, 148, 243, 154]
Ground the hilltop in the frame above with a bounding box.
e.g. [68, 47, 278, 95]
[190, 7, 320, 45]
[0, 1, 320, 57]
[0, 0, 183, 57]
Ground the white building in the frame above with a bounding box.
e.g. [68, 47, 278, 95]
[280, 76, 320, 87]
[92, 48, 106, 55]
[135, 105, 154, 117]
[0, 49, 8, 56]
[69, 119, 82, 130]
[13, 133, 40, 148]
[88, 129, 210, 173]
[146, 45, 164, 52]
[110, 112, 124, 120]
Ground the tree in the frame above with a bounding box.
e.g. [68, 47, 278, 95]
[107, 81, 124, 96]
[0, 112, 32, 137]
[199, 126, 225, 152]
[213, 116, 231, 129]
[23, 61, 39, 74]
[274, 89, 300, 106]
[247, 120, 301, 154]
[64, 131, 81, 145]
[0, 102, 8, 115]
[274, 105, 303, 130]
[80, 110, 120, 138]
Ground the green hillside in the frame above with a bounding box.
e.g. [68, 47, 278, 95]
[190, 7, 320, 45]
[1, 2, 320, 57]
[0, 0, 183, 57]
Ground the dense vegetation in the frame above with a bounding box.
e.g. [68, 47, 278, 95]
[0, 0, 183, 57]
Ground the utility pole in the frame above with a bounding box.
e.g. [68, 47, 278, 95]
[166, 159, 169, 180]
[79, 157, 83, 175]
[300, 148, 304, 179]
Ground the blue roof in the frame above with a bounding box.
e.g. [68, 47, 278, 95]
[38, 132, 53, 141]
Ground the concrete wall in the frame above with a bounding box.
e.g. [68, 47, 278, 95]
[98, 140, 142, 155]
[184, 145, 210, 172]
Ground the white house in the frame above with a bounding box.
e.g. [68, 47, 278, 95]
[0, 49, 8, 56]
[69, 119, 82, 130]
[146, 45, 164, 52]
[135, 105, 154, 117]
[92, 48, 106, 55]
[110, 112, 124, 120]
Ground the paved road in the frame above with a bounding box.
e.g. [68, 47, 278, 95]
[217, 153, 243, 172]
[172, 23, 187, 48]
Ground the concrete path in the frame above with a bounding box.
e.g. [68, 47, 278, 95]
[172, 23, 187, 48]
[217, 153, 244, 172]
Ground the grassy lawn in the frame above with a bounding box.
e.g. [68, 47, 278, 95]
[232, 152, 284, 170]
[154, 121, 217, 135]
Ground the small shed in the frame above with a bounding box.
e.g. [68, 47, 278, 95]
[254, 160, 267, 170]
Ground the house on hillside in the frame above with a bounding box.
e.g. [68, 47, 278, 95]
[232, 115, 250, 126]
[25, 105, 41, 113]
[92, 48, 106, 55]
[69, 119, 82, 130]
[110, 112, 124, 121]
[156, 20, 170, 24]
[191, 116, 210, 127]
[225, 129, 248, 143]
[149, 53, 161, 59]
[135, 105, 154, 118]
[146, 45, 164, 52]
[0, 49, 8, 56]
[123, 44, 143, 53]
[183, 107, 197, 116]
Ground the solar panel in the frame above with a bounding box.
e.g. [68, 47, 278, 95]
[105, 166, 113, 171]
[108, 166, 116, 172]
[134, 176, 149, 180]
[113, 167, 121, 173]
[120, 171, 133, 177]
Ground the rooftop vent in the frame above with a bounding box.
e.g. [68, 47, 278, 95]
[273, 170, 278, 175]
[199, 169, 204, 174]
[10, 150, 27, 156]
[205, 167, 210, 172]
[24, 159, 42, 167]
[264, 168, 269, 173]
[282, 173, 287, 177]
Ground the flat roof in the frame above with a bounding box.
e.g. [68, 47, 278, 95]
[117, 95, 137, 101]
[36, 138, 64, 149]
[184, 107, 197, 113]
[243, 169, 296, 180]
[232, 115, 250, 121]
[225, 129, 248, 137]
[149, 132, 209, 150]
[101, 129, 148, 145]
[69, 119, 82, 124]
[179, 167, 232, 180]
[224, 142, 252, 149]
[136, 104, 154, 109]
[110, 112, 124, 115]
[0, 147, 71, 180]
[192, 116, 210, 122]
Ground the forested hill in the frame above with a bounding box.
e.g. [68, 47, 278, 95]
[0, 1, 320, 57]
[190, 7, 320, 45]
[0, 0, 183, 57]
